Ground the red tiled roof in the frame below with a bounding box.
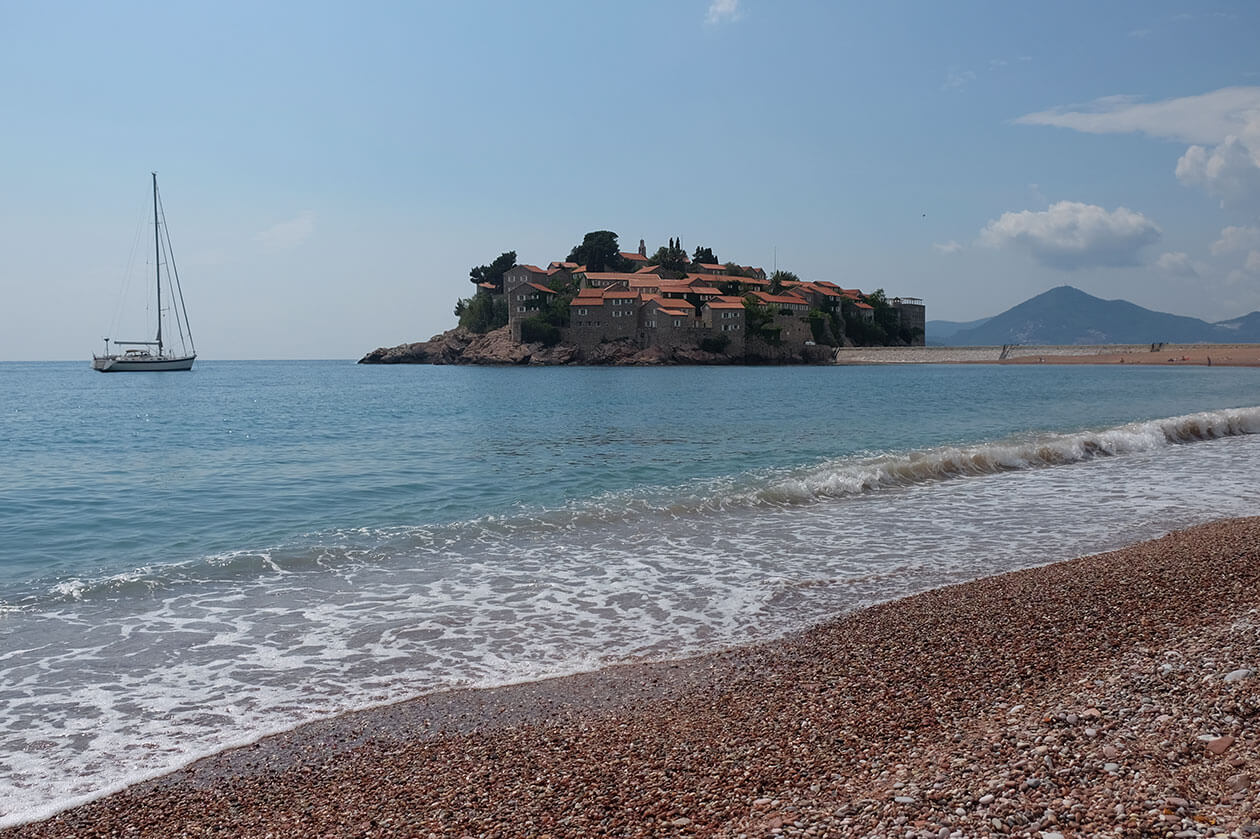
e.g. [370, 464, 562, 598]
[705, 298, 745, 310]
[582, 272, 643, 282]
[525, 282, 557, 294]
[519, 264, 546, 274]
[603, 290, 640, 300]
[695, 263, 726, 271]
[476, 282, 496, 290]
[658, 308, 691, 317]
[751, 291, 809, 307]
[620, 252, 649, 262]
[854, 301, 874, 310]
[689, 286, 724, 296]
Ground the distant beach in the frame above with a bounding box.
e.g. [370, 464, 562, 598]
[8, 517, 1258, 837]
[836, 342, 1260, 366]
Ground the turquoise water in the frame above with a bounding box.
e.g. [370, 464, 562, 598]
[2, 360, 1260, 825]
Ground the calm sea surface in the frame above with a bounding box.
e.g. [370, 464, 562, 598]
[2, 359, 1260, 825]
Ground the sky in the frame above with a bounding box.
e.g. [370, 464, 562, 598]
[3, 1, 1260, 360]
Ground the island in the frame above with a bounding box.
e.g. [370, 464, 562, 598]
[359, 231, 925, 365]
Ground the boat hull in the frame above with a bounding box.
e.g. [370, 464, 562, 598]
[92, 354, 196, 372]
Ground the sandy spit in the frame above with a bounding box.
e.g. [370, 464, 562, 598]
[6, 518, 1260, 838]
[835, 343, 1260, 366]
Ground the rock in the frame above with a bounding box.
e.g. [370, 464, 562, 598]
[894, 795, 916, 804]
[1224, 668, 1254, 682]
[1206, 735, 1236, 755]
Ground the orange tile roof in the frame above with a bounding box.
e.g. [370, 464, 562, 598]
[752, 291, 809, 306]
[658, 308, 691, 317]
[854, 301, 874, 309]
[620, 252, 649, 262]
[603, 290, 640, 300]
[705, 299, 745, 310]
[520, 264, 546, 274]
[695, 263, 726, 271]
[582, 272, 643, 282]
[525, 282, 557, 294]
[645, 296, 693, 310]
[689, 286, 724, 295]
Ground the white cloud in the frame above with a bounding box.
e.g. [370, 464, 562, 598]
[933, 240, 963, 254]
[1016, 86, 1260, 207]
[1175, 134, 1260, 207]
[979, 201, 1161, 270]
[705, 0, 741, 25]
[942, 69, 976, 92]
[1015, 86, 1260, 145]
[1211, 225, 1260, 254]
[254, 211, 315, 250]
[1155, 251, 1198, 278]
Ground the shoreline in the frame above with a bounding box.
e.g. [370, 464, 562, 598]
[836, 342, 1260, 366]
[7, 517, 1260, 837]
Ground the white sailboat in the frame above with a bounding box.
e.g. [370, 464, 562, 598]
[92, 173, 197, 372]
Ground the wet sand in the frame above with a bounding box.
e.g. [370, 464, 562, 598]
[835, 343, 1260, 366]
[6, 518, 1259, 838]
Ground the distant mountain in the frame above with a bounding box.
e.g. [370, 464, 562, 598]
[925, 316, 991, 344]
[939, 285, 1260, 346]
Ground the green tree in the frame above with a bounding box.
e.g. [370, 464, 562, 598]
[468, 250, 517, 293]
[648, 237, 688, 273]
[768, 269, 799, 294]
[567, 231, 630, 273]
[454, 293, 508, 333]
[692, 245, 717, 265]
[742, 297, 782, 345]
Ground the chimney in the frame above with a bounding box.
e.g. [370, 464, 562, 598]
[638, 238, 646, 257]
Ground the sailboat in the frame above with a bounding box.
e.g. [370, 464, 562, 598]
[92, 173, 197, 372]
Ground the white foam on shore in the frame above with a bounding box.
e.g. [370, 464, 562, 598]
[2, 417, 1259, 827]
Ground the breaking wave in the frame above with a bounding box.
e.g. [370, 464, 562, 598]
[15, 405, 1260, 610]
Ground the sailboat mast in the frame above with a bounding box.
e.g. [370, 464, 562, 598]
[153, 171, 162, 355]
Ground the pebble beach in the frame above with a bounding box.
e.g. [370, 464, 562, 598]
[6, 517, 1259, 839]
[834, 343, 1260, 366]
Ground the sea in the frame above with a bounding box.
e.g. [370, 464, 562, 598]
[2, 359, 1259, 826]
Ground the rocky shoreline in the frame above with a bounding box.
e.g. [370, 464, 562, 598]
[7, 517, 1259, 838]
[357, 327, 835, 366]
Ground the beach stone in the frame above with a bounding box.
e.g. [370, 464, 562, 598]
[1206, 735, 1236, 755]
[1225, 668, 1254, 682]
[894, 795, 916, 804]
